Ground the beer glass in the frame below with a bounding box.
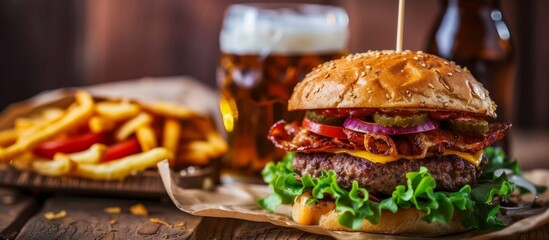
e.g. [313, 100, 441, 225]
[218, 3, 349, 176]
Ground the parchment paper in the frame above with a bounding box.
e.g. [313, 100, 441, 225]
[158, 160, 549, 239]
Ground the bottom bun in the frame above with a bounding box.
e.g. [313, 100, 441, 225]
[292, 193, 466, 236]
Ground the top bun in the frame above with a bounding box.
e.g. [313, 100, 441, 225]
[288, 50, 497, 118]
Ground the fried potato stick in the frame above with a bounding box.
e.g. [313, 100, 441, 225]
[162, 118, 180, 166]
[136, 126, 157, 151]
[114, 113, 152, 141]
[176, 118, 228, 166]
[32, 155, 74, 177]
[57, 143, 107, 164]
[73, 147, 171, 180]
[0, 129, 17, 147]
[89, 116, 116, 133]
[0, 91, 94, 162]
[95, 101, 141, 121]
[145, 101, 196, 119]
[9, 152, 36, 171]
[17, 108, 66, 138]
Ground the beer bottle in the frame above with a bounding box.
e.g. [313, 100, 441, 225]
[426, 0, 515, 152]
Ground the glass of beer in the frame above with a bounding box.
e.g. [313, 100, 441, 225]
[218, 3, 349, 177]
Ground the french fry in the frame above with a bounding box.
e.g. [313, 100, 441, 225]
[44, 210, 67, 220]
[57, 143, 107, 164]
[14, 108, 65, 135]
[32, 155, 73, 177]
[9, 152, 36, 171]
[190, 118, 228, 155]
[130, 204, 149, 216]
[3, 89, 227, 180]
[95, 101, 140, 121]
[162, 118, 180, 166]
[0, 129, 17, 147]
[205, 132, 228, 155]
[40, 108, 65, 121]
[89, 116, 116, 133]
[17, 112, 66, 139]
[176, 118, 227, 166]
[177, 142, 210, 166]
[145, 101, 196, 119]
[114, 113, 152, 141]
[0, 91, 94, 162]
[136, 126, 157, 151]
[73, 147, 171, 180]
[14, 118, 39, 134]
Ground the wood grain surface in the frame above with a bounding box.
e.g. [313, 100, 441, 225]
[1, 189, 549, 239]
[194, 217, 332, 240]
[14, 197, 201, 240]
[0, 189, 37, 239]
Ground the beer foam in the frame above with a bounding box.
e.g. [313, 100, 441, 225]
[220, 4, 349, 55]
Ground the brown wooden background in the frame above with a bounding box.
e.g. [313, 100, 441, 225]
[0, 0, 547, 129]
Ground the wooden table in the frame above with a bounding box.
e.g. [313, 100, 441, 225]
[1, 188, 548, 240]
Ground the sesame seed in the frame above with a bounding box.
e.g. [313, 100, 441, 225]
[385, 93, 391, 100]
[365, 65, 372, 70]
[455, 68, 461, 73]
[417, 51, 424, 54]
[421, 63, 426, 68]
[413, 56, 418, 60]
[427, 83, 435, 89]
[361, 71, 366, 77]
[443, 61, 449, 65]
[447, 72, 453, 76]
[405, 90, 412, 97]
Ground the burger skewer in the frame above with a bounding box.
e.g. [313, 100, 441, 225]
[396, 0, 406, 52]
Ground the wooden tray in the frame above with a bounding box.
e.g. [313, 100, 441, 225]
[0, 163, 220, 198]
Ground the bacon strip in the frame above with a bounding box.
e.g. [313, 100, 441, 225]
[268, 120, 353, 151]
[268, 120, 511, 155]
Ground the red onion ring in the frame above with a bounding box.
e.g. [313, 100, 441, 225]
[343, 117, 439, 135]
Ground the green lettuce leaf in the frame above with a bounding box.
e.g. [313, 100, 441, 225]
[482, 147, 546, 194]
[258, 152, 516, 230]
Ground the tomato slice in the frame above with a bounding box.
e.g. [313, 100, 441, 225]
[302, 117, 347, 139]
[103, 138, 141, 162]
[34, 132, 108, 159]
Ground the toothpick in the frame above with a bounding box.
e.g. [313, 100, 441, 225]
[396, 0, 406, 52]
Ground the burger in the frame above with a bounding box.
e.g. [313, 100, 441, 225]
[259, 50, 514, 235]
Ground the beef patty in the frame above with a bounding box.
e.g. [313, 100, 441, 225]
[293, 152, 487, 196]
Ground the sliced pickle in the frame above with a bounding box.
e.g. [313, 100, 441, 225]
[305, 111, 346, 126]
[372, 113, 428, 127]
[447, 118, 489, 133]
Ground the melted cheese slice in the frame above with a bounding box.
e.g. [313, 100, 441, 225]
[321, 149, 484, 167]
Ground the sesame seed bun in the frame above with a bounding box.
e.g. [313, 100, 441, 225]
[288, 50, 497, 118]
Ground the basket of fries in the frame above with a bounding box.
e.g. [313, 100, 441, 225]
[0, 82, 227, 195]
